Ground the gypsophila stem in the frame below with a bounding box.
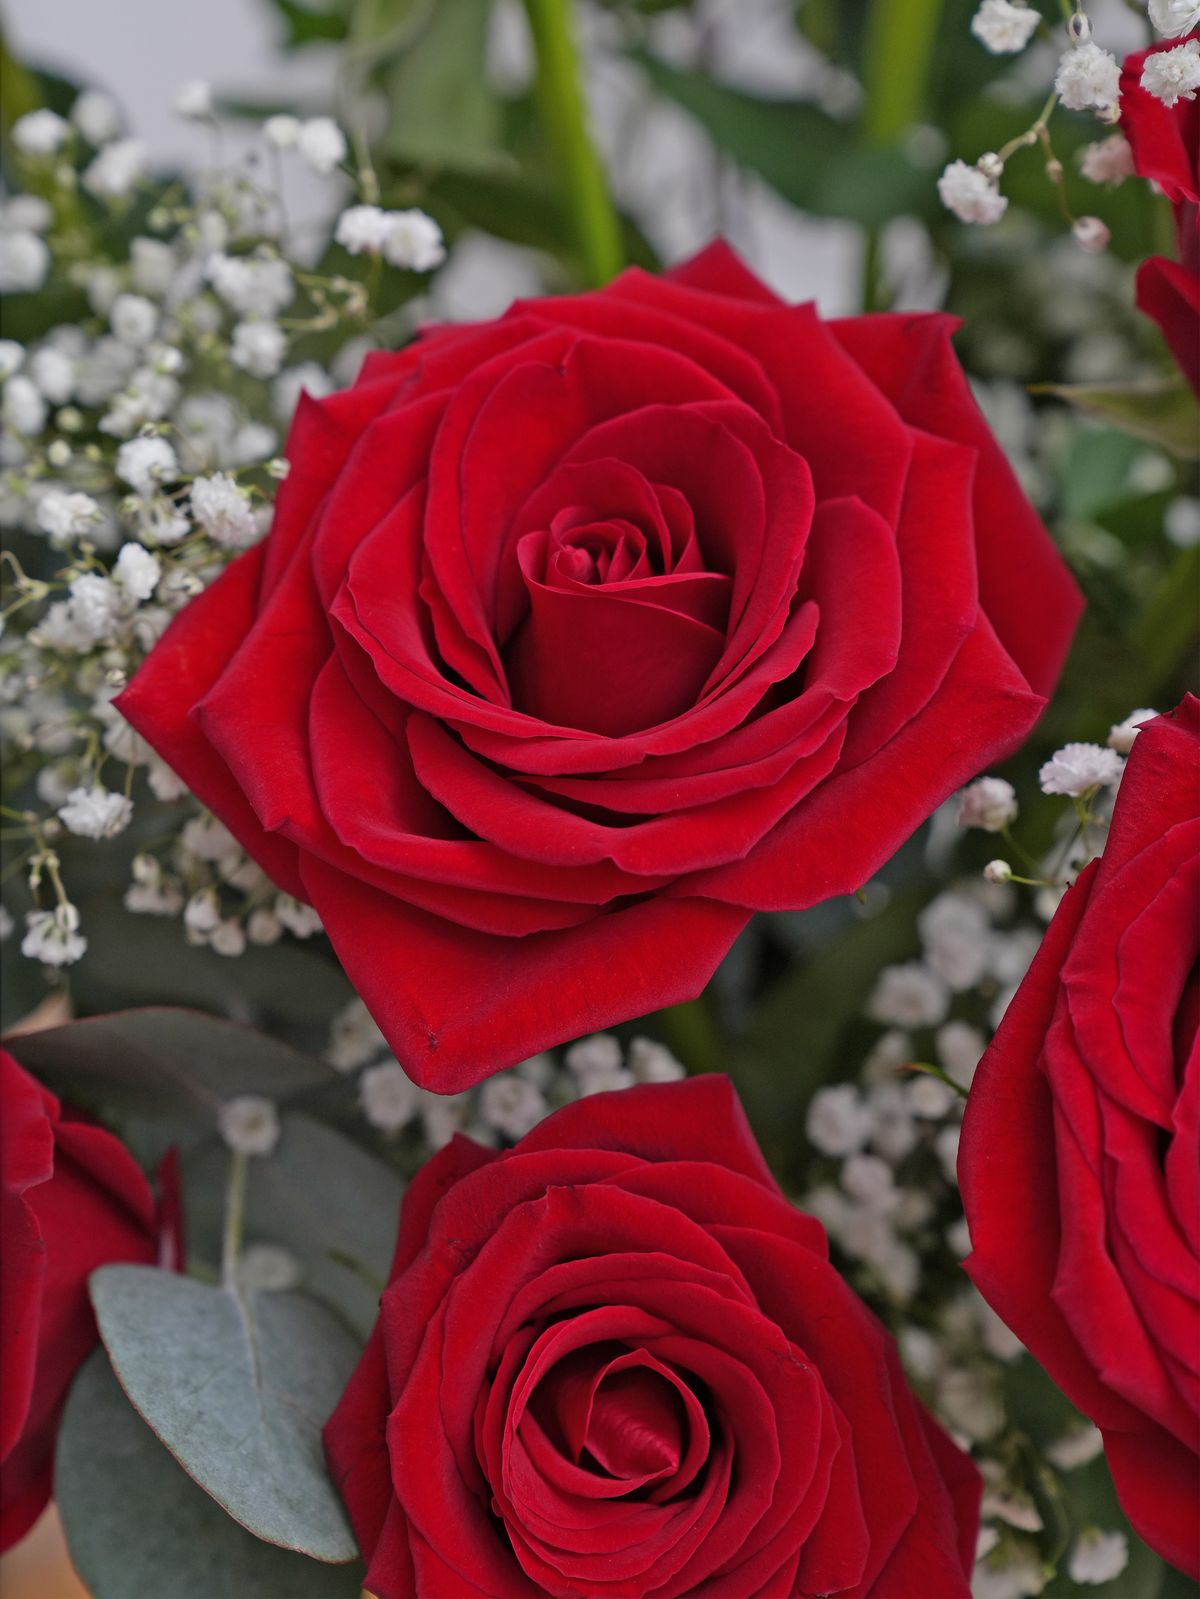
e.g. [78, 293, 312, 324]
[220, 1149, 249, 1291]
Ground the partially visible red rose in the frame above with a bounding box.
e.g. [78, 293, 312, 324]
[325, 1074, 981, 1599]
[0, 1048, 169, 1551]
[959, 697, 1200, 1578]
[118, 241, 1083, 1094]
[1120, 35, 1200, 393]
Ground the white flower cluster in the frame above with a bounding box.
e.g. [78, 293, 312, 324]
[334, 206, 446, 272]
[1148, 0, 1200, 38]
[1141, 37, 1200, 107]
[970, 1, 1041, 55]
[323, 1005, 687, 1148]
[1055, 42, 1121, 116]
[1, 83, 412, 973]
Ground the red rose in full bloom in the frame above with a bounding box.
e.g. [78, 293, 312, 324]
[325, 1074, 981, 1598]
[959, 697, 1200, 1578]
[0, 1047, 170, 1550]
[119, 242, 1082, 1091]
[1120, 35, 1200, 394]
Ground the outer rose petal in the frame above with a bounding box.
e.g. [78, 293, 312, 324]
[0, 1051, 158, 1552]
[1136, 255, 1200, 396]
[298, 854, 750, 1092]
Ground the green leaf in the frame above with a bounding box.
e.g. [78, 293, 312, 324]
[69, 891, 355, 1025]
[728, 886, 928, 1181]
[383, 0, 511, 174]
[1129, 544, 1200, 692]
[271, 0, 351, 47]
[91, 1265, 361, 1561]
[4, 1008, 336, 1135]
[1030, 381, 1200, 460]
[184, 1112, 403, 1339]
[56, 1347, 365, 1599]
[634, 55, 937, 226]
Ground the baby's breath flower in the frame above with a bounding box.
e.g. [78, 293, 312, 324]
[1079, 133, 1135, 185]
[130, 236, 176, 297]
[1068, 1529, 1128, 1585]
[1148, 0, 1200, 37]
[0, 232, 49, 295]
[12, 109, 70, 155]
[806, 1084, 874, 1156]
[1046, 1423, 1105, 1470]
[189, 473, 260, 548]
[1055, 43, 1121, 115]
[866, 962, 950, 1027]
[21, 908, 86, 966]
[970, 0, 1041, 54]
[326, 996, 388, 1072]
[110, 293, 159, 347]
[173, 80, 213, 120]
[480, 1072, 548, 1139]
[938, 160, 1008, 224]
[229, 319, 287, 379]
[113, 542, 161, 600]
[296, 116, 347, 175]
[1072, 216, 1110, 252]
[72, 89, 121, 146]
[2, 374, 47, 434]
[0, 340, 24, 380]
[58, 785, 133, 838]
[957, 776, 1017, 831]
[1038, 742, 1124, 796]
[360, 1059, 419, 1131]
[274, 894, 323, 937]
[1107, 708, 1158, 753]
[206, 252, 294, 318]
[29, 347, 76, 404]
[246, 907, 283, 945]
[210, 917, 246, 957]
[218, 1095, 280, 1156]
[264, 114, 301, 150]
[36, 490, 101, 541]
[1141, 38, 1200, 107]
[82, 138, 147, 199]
[115, 436, 179, 496]
[380, 210, 446, 272]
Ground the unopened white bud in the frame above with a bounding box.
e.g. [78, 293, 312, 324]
[1073, 215, 1111, 252]
[976, 151, 1004, 180]
[217, 1094, 280, 1156]
[1066, 12, 1091, 42]
[984, 859, 1014, 883]
[210, 918, 246, 957]
[173, 80, 212, 120]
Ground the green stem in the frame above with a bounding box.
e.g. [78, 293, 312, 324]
[522, 0, 622, 286]
[859, 0, 947, 146]
[220, 1150, 248, 1292]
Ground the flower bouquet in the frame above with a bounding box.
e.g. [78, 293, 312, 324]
[1, 0, 1197, 1595]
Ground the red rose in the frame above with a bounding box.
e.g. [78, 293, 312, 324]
[958, 697, 1200, 1578]
[0, 1047, 166, 1551]
[1120, 35, 1200, 394]
[119, 242, 1082, 1091]
[325, 1074, 981, 1597]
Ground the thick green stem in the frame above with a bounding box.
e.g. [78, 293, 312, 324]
[859, 0, 947, 146]
[522, 0, 623, 286]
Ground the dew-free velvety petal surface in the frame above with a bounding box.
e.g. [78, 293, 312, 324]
[325, 1076, 979, 1597]
[119, 240, 1081, 1091]
[960, 697, 1200, 1578]
[0, 1050, 158, 1551]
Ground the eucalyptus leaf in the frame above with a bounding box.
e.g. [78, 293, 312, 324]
[90, 1265, 361, 1562]
[57, 1347, 365, 1599]
[184, 1112, 403, 1339]
[4, 1008, 336, 1135]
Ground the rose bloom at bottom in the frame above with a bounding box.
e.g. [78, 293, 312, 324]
[325, 1076, 980, 1598]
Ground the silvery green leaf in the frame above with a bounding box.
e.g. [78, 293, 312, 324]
[90, 1265, 361, 1562]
